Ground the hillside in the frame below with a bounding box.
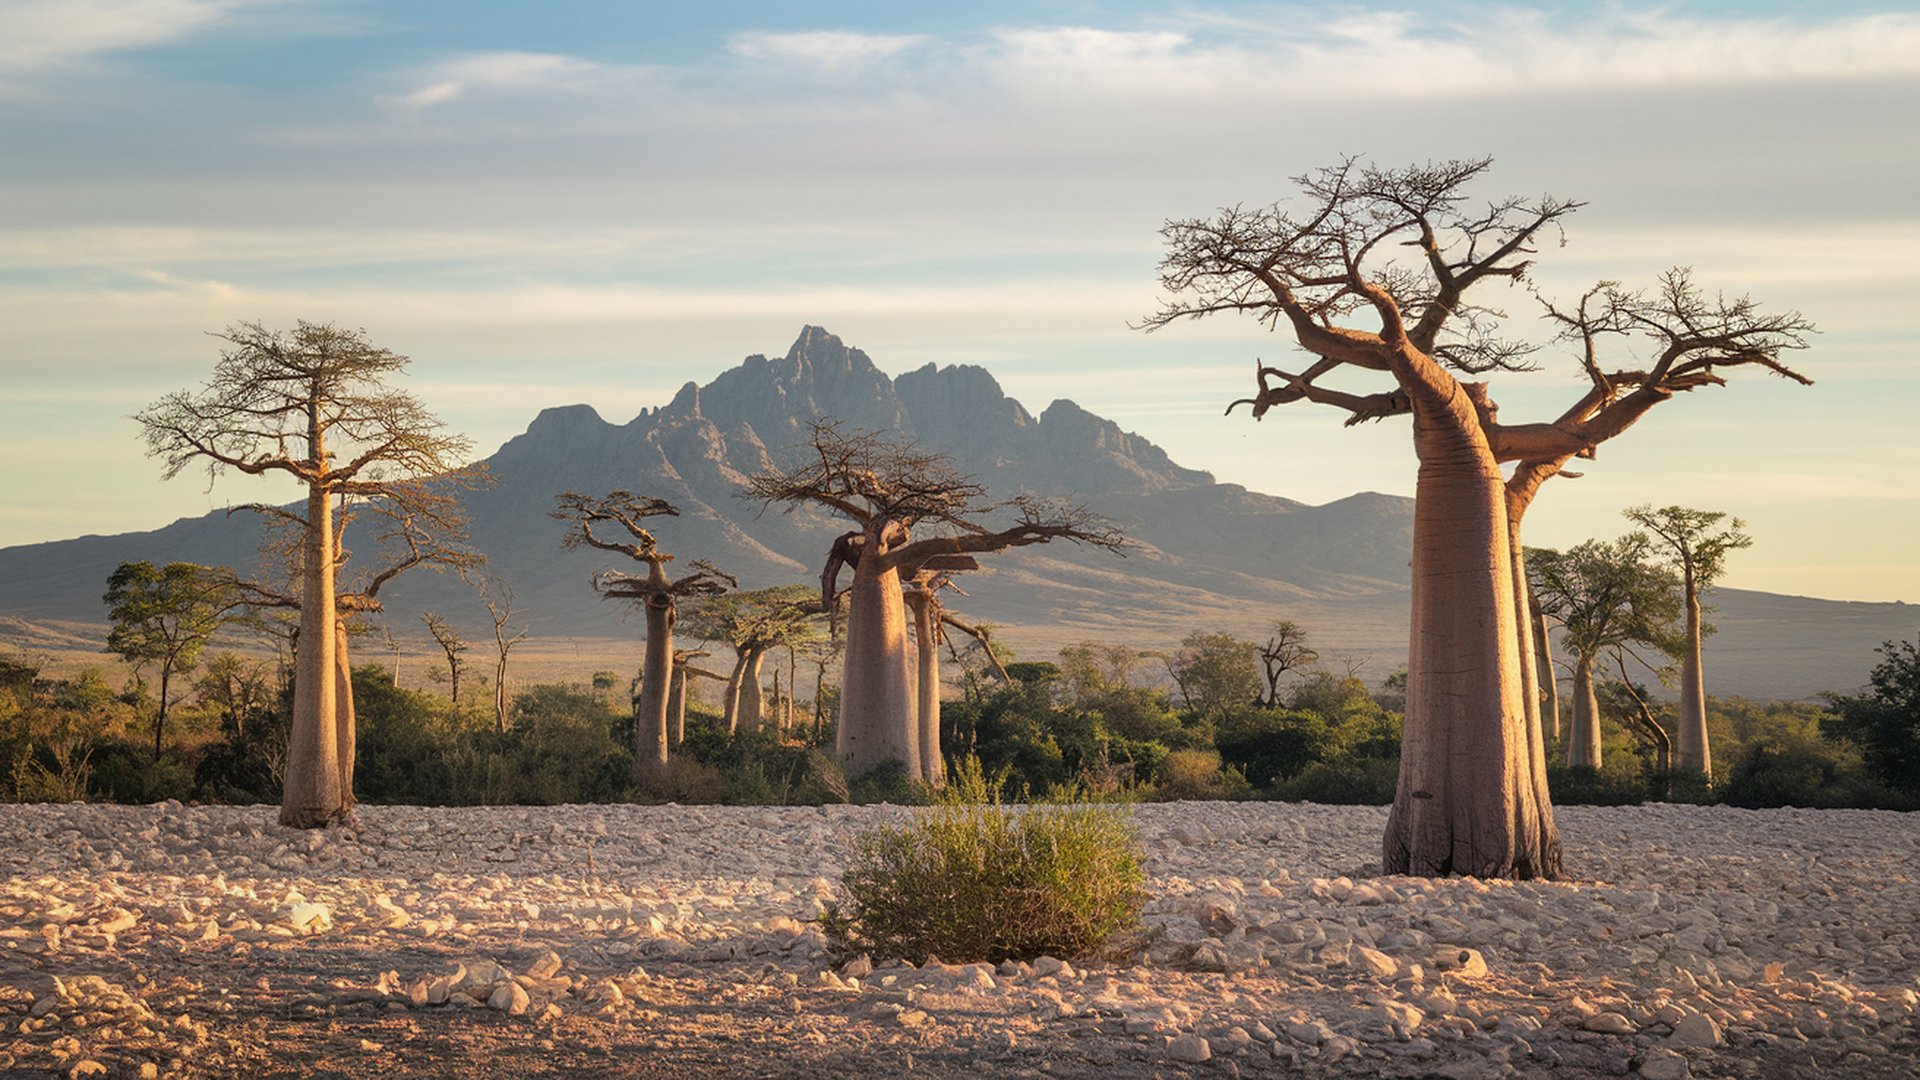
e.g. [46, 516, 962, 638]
[0, 327, 1909, 700]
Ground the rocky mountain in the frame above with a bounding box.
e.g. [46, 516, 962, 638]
[0, 327, 1908, 700]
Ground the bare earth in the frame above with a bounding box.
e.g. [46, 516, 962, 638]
[2, 801, 1916, 1079]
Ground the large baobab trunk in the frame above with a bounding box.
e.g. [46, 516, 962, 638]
[334, 620, 356, 810]
[904, 588, 945, 788]
[636, 589, 675, 772]
[282, 482, 345, 828]
[1384, 412, 1558, 879]
[737, 646, 769, 735]
[838, 559, 919, 779]
[1675, 573, 1711, 779]
[1567, 655, 1602, 767]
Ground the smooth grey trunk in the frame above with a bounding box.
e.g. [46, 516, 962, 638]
[1567, 656, 1602, 768]
[905, 589, 945, 787]
[721, 655, 745, 735]
[1383, 408, 1559, 879]
[837, 558, 918, 779]
[334, 620, 356, 810]
[1675, 573, 1711, 779]
[281, 478, 345, 828]
[668, 669, 687, 748]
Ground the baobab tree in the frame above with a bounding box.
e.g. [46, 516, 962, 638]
[553, 491, 734, 773]
[902, 568, 1008, 786]
[1146, 157, 1812, 878]
[684, 584, 824, 735]
[1625, 505, 1752, 781]
[137, 321, 481, 828]
[1528, 537, 1682, 768]
[666, 649, 729, 747]
[746, 422, 1124, 779]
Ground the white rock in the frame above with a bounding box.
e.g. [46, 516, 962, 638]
[285, 903, 332, 933]
[1641, 1050, 1690, 1080]
[1352, 945, 1399, 979]
[488, 981, 531, 1015]
[1583, 1012, 1636, 1035]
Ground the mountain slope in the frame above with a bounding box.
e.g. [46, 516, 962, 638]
[0, 327, 1907, 700]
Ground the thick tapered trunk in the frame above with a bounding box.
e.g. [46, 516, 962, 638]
[334, 621, 356, 810]
[837, 557, 918, 778]
[636, 596, 674, 772]
[281, 482, 345, 828]
[737, 646, 769, 735]
[1532, 601, 1561, 741]
[1384, 408, 1559, 879]
[722, 655, 746, 734]
[904, 590, 945, 787]
[1567, 655, 1602, 768]
[1675, 575, 1711, 780]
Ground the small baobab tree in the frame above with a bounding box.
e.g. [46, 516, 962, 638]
[1625, 505, 1752, 781]
[666, 649, 729, 748]
[745, 422, 1124, 780]
[1528, 536, 1682, 768]
[137, 321, 482, 828]
[1145, 156, 1811, 878]
[553, 491, 734, 773]
[902, 568, 1008, 786]
[684, 584, 824, 736]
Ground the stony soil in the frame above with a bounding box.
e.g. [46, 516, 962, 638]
[2, 801, 1916, 1079]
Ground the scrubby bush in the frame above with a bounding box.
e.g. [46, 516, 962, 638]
[1547, 759, 1656, 806]
[1214, 706, 1339, 787]
[819, 760, 1146, 963]
[1271, 754, 1400, 804]
[1151, 748, 1252, 801]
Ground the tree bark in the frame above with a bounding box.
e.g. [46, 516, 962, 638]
[281, 480, 345, 828]
[737, 646, 769, 736]
[1567, 655, 1602, 768]
[1383, 405, 1559, 879]
[904, 588, 945, 788]
[837, 555, 918, 779]
[1532, 600, 1561, 742]
[668, 669, 687, 749]
[1675, 571, 1711, 780]
[153, 659, 173, 762]
[334, 620, 356, 810]
[636, 585, 674, 773]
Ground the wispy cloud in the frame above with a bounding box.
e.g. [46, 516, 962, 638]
[0, 0, 267, 75]
[381, 50, 618, 114]
[727, 30, 929, 71]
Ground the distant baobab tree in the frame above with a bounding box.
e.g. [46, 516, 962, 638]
[1625, 504, 1752, 781]
[137, 321, 484, 828]
[684, 584, 824, 736]
[1145, 156, 1812, 878]
[902, 568, 1007, 787]
[553, 491, 734, 773]
[745, 422, 1124, 781]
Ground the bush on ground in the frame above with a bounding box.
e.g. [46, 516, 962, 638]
[819, 758, 1146, 963]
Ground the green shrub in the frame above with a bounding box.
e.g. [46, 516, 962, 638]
[1271, 754, 1400, 804]
[1547, 758, 1656, 806]
[820, 759, 1146, 963]
[1215, 706, 1339, 786]
[1151, 748, 1252, 801]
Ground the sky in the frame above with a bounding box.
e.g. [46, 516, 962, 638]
[2, 0, 1917, 603]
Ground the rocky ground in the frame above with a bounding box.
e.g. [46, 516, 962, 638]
[2, 801, 1916, 1079]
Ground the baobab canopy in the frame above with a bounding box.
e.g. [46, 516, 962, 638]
[1146, 156, 1812, 879]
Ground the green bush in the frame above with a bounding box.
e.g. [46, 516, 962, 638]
[820, 759, 1146, 963]
[1547, 758, 1656, 806]
[1214, 706, 1339, 787]
[1151, 747, 1252, 801]
[1271, 754, 1400, 804]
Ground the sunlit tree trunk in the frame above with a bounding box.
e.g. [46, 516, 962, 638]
[1384, 407, 1559, 879]
[737, 645, 769, 735]
[636, 568, 675, 772]
[282, 477, 345, 828]
[904, 588, 945, 788]
[1533, 599, 1561, 741]
[668, 669, 688, 748]
[1675, 568, 1711, 779]
[838, 557, 918, 778]
[334, 620, 356, 810]
[1567, 655, 1602, 768]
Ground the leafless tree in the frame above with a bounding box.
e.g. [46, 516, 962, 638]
[482, 580, 530, 734]
[1255, 620, 1319, 708]
[554, 491, 734, 772]
[745, 422, 1124, 780]
[421, 611, 468, 705]
[1145, 157, 1811, 878]
[137, 321, 484, 827]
